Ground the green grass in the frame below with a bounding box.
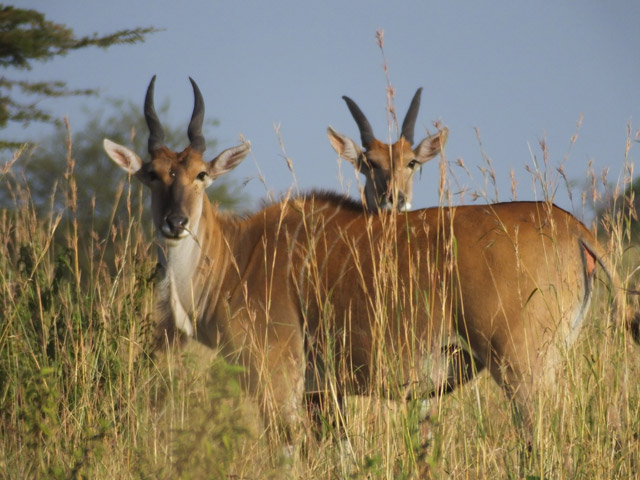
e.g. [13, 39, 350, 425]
[1, 131, 639, 479]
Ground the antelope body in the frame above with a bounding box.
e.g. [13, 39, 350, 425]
[104, 77, 635, 446]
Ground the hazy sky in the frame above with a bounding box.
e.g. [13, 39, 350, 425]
[10, 1, 640, 221]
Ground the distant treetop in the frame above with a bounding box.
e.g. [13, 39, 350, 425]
[0, 5, 158, 148]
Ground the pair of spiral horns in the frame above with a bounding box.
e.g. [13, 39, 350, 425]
[144, 76, 422, 155]
[144, 75, 206, 155]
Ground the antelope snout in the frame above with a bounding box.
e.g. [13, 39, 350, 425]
[161, 214, 189, 239]
[387, 191, 408, 212]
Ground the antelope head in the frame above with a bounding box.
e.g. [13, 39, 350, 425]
[103, 76, 250, 243]
[327, 88, 448, 211]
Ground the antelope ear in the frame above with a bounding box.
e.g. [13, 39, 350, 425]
[208, 141, 251, 179]
[327, 126, 363, 168]
[103, 138, 143, 174]
[413, 126, 449, 164]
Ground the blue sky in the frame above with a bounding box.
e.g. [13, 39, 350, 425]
[9, 1, 640, 221]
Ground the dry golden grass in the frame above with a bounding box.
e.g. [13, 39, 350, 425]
[1, 122, 638, 480]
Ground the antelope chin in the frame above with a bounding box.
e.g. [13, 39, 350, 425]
[400, 202, 412, 212]
[160, 226, 189, 241]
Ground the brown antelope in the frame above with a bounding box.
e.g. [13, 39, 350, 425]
[327, 88, 448, 211]
[104, 77, 637, 449]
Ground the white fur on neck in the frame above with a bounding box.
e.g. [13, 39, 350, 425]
[169, 269, 193, 336]
[160, 232, 203, 337]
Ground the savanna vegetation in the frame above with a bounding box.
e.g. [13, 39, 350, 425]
[1, 121, 639, 479]
[1, 9, 639, 479]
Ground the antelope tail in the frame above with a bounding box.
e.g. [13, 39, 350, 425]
[581, 238, 640, 344]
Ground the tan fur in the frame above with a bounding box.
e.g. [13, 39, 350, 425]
[104, 85, 634, 448]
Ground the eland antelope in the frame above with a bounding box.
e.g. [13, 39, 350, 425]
[103, 77, 637, 448]
[327, 88, 448, 211]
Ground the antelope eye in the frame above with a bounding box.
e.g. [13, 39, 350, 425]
[408, 159, 418, 169]
[196, 171, 208, 181]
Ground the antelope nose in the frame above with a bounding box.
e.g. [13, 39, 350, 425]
[164, 214, 188, 237]
[388, 192, 406, 211]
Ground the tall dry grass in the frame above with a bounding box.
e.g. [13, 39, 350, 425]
[1, 117, 639, 480]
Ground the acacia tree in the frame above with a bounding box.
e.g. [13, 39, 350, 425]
[0, 5, 157, 148]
